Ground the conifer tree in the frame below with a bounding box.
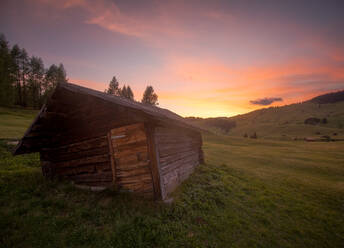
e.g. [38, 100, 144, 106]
[0, 34, 14, 106]
[141, 85, 158, 105]
[28, 56, 44, 108]
[126, 85, 134, 100]
[106, 76, 120, 96]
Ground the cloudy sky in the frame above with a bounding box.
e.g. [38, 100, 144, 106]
[1, 0, 343, 117]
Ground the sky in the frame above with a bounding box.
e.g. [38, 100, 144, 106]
[1, 0, 344, 117]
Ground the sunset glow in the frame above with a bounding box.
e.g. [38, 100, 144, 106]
[2, 0, 343, 117]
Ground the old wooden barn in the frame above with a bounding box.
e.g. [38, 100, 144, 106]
[13, 82, 203, 200]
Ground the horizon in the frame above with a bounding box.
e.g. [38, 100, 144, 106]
[51, 81, 344, 119]
[1, 0, 344, 117]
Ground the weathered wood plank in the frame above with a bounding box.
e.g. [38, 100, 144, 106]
[44, 136, 108, 153]
[155, 129, 197, 139]
[113, 140, 148, 153]
[178, 161, 199, 181]
[159, 149, 199, 165]
[157, 140, 199, 150]
[155, 134, 194, 141]
[158, 144, 200, 157]
[162, 161, 198, 192]
[54, 154, 109, 168]
[111, 130, 147, 146]
[110, 123, 145, 134]
[116, 152, 148, 164]
[162, 171, 179, 195]
[160, 154, 199, 175]
[109, 122, 154, 195]
[41, 146, 109, 162]
[96, 162, 112, 172]
[116, 160, 150, 170]
[107, 132, 116, 184]
[153, 129, 166, 200]
[116, 167, 151, 178]
[114, 145, 148, 158]
[70, 172, 113, 182]
[56, 164, 96, 176]
[155, 126, 202, 199]
[118, 176, 153, 185]
[146, 125, 162, 199]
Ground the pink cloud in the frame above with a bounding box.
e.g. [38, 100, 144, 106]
[69, 78, 107, 92]
[28, 0, 344, 117]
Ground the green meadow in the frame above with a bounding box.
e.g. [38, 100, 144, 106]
[228, 101, 344, 140]
[190, 101, 344, 140]
[0, 107, 343, 247]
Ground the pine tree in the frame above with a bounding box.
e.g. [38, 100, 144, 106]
[28, 56, 45, 108]
[119, 85, 134, 100]
[106, 76, 120, 96]
[19, 48, 29, 107]
[42, 63, 67, 103]
[0, 33, 69, 108]
[57, 63, 67, 84]
[0, 34, 14, 106]
[141, 85, 158, 105]
[126, 85, 134, 100]
[120, 85, 127, 98]
[10, 44, 22, 105]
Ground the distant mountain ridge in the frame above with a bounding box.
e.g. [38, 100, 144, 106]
[186, 89, 344, 140]
[309, 90, 344, 104]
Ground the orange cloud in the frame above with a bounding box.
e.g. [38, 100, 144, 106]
[152, 56, 344, 116]
[31, 0, 344, 118]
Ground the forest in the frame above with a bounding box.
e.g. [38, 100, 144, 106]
[0, 33, 159, 109]
[0, 34, 67, 109]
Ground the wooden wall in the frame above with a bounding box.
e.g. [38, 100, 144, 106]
[40, 135, 113, 187]
[33, 88, 203, 195]
[155, 127, 202, 200]
[108, 123, 155, 198]
[37, 89, 153, 187]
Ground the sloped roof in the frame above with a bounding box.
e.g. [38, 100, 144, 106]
[13, 82, 200, 155]
[60, 82, 191, 126]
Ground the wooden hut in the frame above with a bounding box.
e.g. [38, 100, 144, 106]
[13, 82, 203, 200]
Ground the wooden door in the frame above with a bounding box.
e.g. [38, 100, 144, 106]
[107, 123, 154, 197]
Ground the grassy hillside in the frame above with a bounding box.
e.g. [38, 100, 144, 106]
[228, 101, 344, 139]
[0, 107, 37, 139]
[188, 101, 344, 140]
[0, 107, 343, 247]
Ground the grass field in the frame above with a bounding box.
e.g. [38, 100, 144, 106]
[0, 107, 37, 139]
[227, 101, 344, 140]
[189, 101, 344, 140]
[0, 107, 344, 247]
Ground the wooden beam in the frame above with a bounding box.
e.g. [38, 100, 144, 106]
[107, 132, 117, 186]
[54, 154, 109, 168]
[145, 124, 162, 200]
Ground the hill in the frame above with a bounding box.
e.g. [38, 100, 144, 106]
[309, 90, 344, 104]
[187, 91, 344, 140]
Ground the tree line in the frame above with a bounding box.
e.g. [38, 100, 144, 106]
[105, 76, 158, 105]
[0, 33, 159, 108]
[0, 33, 68, 109]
